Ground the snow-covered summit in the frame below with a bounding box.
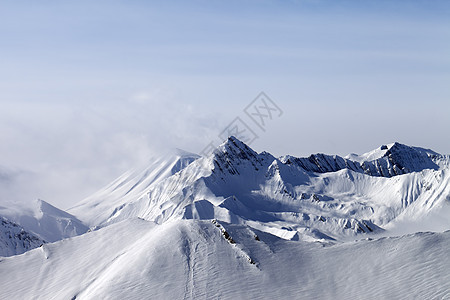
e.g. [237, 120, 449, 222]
[0, 199, 88, 243]
[210, 136, 274, 177]
[73, 137, 449, 243]
[347, 142, 440, 163]
[346, 143, 395, 162]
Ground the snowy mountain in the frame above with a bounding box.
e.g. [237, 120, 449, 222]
[0, 199, 88, 244]
[74, 137, 450, 242]
[283, 142, 441, 177]
[0, 216, 44, 257]
[1, 219, 449, 299]
[1, 137, 449, 299]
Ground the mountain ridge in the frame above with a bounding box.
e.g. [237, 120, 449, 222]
[1, 137, 449, 299]
[282, 141, 442, 177]
[71, 137, 449, 243]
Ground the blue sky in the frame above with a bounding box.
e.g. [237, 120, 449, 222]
[1, 0, 449, 207]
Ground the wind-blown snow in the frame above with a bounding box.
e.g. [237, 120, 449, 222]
[0, 219, 449, 299]
[68, 149, 199, 227]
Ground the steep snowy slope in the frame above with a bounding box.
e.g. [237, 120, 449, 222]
[0, 216, 44, 257]
[1, 218, 449, 299]
[68, 149, 199, 226]
[0, 199, 88, 242]
[88, 137, 449, 242]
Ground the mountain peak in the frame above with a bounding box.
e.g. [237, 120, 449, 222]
[214, 136, 259, 159]
[346, 142, 396, 163]
[380, 142, 439, 174]
[386, 142, 440, 157]
[348, 142, 441, 164]
[222, 135, 252, 149]
[36, 199, 74, 219]
[205, 136, 268, 177]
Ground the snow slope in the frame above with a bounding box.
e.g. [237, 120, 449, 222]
[0, 199, 88, 243]
[68, 149, 199, 227]
[0, 219, 449, 299]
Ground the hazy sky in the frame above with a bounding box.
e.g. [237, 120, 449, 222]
[1, 0, 449, 208]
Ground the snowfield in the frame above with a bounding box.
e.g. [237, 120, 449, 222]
[1, 137, 449, 299]
[1, 219, 449, 299]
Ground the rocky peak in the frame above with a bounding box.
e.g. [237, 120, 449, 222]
[210, 136, 264, 175]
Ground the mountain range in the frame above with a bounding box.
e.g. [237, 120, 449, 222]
[1, 137, 449, 299]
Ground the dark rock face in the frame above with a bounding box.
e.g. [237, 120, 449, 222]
[282, 142, 440, 178]
[211, 136, 268, 176]
[282, 154, 363, 174]
[0, 217, 45, 257]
